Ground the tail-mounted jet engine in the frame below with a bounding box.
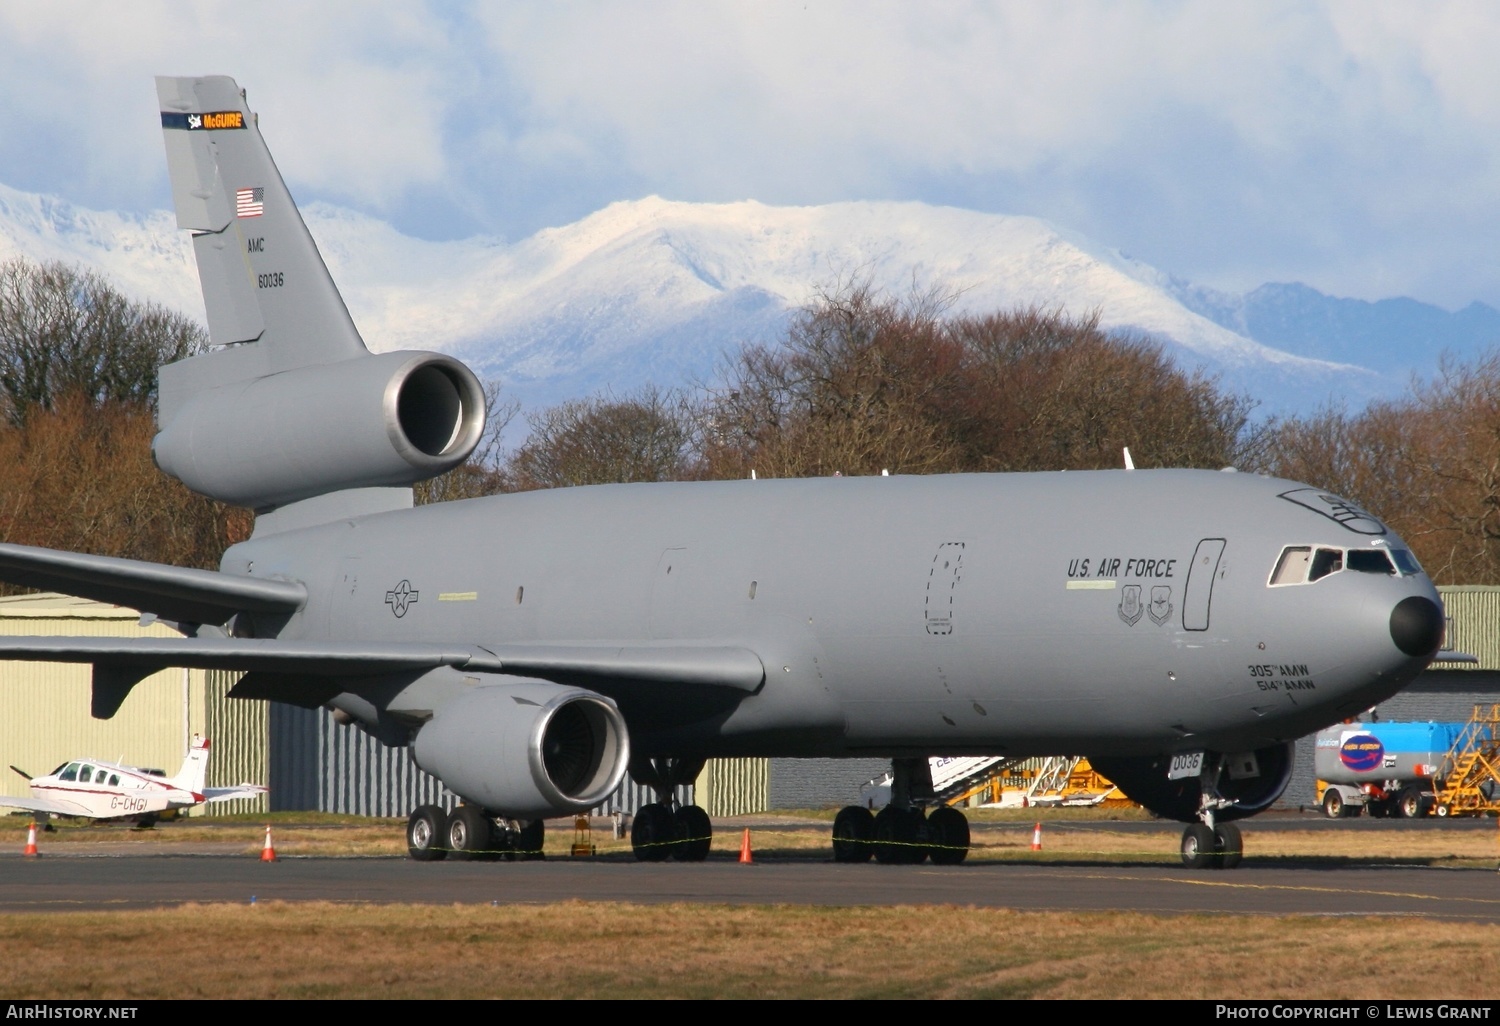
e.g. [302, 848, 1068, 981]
[411, 679, 630, 821]
[1090, 742, 1295, 823]
[153, 350, 485, 510]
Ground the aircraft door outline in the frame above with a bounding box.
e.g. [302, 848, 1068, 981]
[1183, 538, 1226, 631]
[925, 542, 965, 636]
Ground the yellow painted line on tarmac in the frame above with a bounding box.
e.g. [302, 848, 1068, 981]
[1027, 869, 1500, 908]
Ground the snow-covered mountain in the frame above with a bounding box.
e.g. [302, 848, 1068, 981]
[1170, 280, 1500, 377]
[5, 181, 1492, 418]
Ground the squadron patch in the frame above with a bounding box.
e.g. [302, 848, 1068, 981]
[1148, 585, 1173, 626]
[1118, 585, 1143, 626]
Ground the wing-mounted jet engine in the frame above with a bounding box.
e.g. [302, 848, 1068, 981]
[0, 76, 1447, 871]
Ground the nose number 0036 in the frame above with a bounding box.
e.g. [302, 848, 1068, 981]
[1167, 751, 1204, 780]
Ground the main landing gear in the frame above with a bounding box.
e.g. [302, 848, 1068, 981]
[629, 756, 713, 862]
[405, 803, 545, 862]
[1179, 756, 1244, 870]
[832, 757, 971, 865]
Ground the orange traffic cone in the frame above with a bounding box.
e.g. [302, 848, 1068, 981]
[23, 821, 38, 858]
[1031, 822, 1043, 852]
[260, 825, 277, 862]
[738, 828, 753, 864]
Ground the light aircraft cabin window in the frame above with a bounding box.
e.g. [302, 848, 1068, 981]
[58, 763, 79, 781]
[78, 765, 94, 780]
[108, 774, 119, 786]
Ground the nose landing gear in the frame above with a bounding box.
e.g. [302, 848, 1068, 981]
[1180, 757, 1245, 869]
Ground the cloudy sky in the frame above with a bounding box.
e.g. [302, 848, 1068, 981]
[1, 1, 1496, 309]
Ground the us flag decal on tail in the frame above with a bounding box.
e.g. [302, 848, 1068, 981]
[236, 187, 264, 218]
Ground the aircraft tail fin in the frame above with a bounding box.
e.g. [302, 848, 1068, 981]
[169, 734, 211, 795]
[155, 75, 366, 391]
[150, 76, 486, 520]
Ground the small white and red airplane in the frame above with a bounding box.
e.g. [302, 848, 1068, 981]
[1, 735, 266, 825]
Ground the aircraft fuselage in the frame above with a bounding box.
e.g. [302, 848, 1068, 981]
[223, 468, 1439, 761]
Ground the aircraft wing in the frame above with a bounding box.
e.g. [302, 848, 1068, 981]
[0, 793, 95, 818]
[202, 784, 269, 803]
[0, 636, 766, 714]
[0, 636, 507, 676]
[0, 542, 306, 626]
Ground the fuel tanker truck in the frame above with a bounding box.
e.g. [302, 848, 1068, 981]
[1314, 721, 1464, 818]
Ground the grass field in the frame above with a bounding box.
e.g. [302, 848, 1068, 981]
[4, 901, 1500, 1000]
[4, 810, 1500, 999]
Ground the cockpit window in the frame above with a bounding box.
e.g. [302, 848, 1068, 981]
[1346, 549, 1397, 575]
[1270, 544, 1412, 586]
[1309, 548, 1343, 581]
[58, 763, 79, 781]
[1270, 547, 1311, 585]
[1391, 549, 1424, 576]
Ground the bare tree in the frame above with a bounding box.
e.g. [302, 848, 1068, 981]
[0, 258, 207, 425]
[0, 394, 249, 580]
[697, 281, 1257, 480]
[507, 384, 696, 490]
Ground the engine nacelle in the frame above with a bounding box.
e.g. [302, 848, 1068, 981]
[1090, 742, 1295, 823]
[153, 350, 485, 509]
[411, 679, 630, 820]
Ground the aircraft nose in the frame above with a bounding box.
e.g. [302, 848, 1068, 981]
[1390, 595, 1443, 658]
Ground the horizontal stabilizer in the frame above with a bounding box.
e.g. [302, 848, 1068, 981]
[1432, 649, 1479, 664]
[203, 783, 269, 803]
[0, 543, 306, 625]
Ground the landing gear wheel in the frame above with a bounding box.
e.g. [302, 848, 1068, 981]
[631, 802, 676, 862]
[446, 805, 493, 861]
[407, 804, 448, 862]
[514, 819, 545, 861]
[1180, 823, 1216, 869]
[674, 805, 712, 862]
[1322, 789, 1346, 819]
[874, 806, 926, 865]
[926, 806, 970, 866]
[832, 806, 875, 863]
[1213, 821, 1243, 870]
[1436, 803, 1451, 817]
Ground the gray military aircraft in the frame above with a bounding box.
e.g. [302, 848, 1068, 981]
[0, 76, 1446, 868]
